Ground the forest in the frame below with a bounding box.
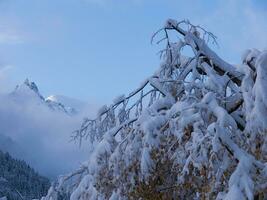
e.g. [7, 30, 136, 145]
[0, 150, 50, 200]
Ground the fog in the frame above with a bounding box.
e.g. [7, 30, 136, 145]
[0, 93, 97, 179]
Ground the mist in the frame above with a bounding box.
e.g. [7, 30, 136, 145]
[0, 92, 97, 179]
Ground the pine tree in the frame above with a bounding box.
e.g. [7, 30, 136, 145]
[0, 150, 50, 200]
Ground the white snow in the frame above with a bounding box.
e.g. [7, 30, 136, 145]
[42, 19, 267, 200]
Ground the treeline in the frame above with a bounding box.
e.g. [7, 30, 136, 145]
[0, 150, 50, 200]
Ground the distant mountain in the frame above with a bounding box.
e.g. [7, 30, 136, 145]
[0, 150, 50, 200]
[46, 95, 86, 113]
[10, 79, 78, 115]
[0, 78, 94, 179]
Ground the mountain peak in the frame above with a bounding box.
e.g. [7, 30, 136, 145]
[24, 78, 29, 85]
[10, 79, 80, 116]
[23, 78, 40, 94]
[11, 78, 44, 101]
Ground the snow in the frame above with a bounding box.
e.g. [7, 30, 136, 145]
[42, 19, 267, 200]
[0, 79, 93, 179]
[113, 95, 125, 105]
[46, 95, 87, 113]
[97, 105, 108, 117]
[10, 79, 78, 115]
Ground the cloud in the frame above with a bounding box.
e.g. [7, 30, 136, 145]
[0, 31, 23, 44]
[0, 64, 12, 76]
[0, 21, 25, 44]
[0, 91, 96, 179]
[0, 65, 15, 93]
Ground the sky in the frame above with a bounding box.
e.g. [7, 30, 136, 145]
[0, 0, 266, 104]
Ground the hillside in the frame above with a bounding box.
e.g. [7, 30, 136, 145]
[0, 150, 50, 200]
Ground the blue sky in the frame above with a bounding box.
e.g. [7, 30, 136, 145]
[0, 0, 266, 104]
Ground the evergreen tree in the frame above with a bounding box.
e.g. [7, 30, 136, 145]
[0, 150, 50, 200]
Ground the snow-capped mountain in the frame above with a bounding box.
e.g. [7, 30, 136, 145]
[10, 79, 78, 115]
[0, 78, 95, 179]
[11, 79, 45, 102]
[46, 95, 87, 114]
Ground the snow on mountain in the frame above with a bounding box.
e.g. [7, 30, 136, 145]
[11, 78, 45, 102]
[0, 79, 95, 178]
[10, 79, 78, 115]
[46, 95, 86, 114]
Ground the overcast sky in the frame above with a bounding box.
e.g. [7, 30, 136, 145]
[0, 0, 266, 104]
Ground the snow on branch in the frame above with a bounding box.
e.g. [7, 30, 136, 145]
[44, 19, 267, 200]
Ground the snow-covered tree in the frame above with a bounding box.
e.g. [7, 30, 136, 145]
[43, 19, 267, 200]
[0, 150, 50, 200]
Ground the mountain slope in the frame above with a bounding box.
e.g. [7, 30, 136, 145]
[46, 95, 86, 113]
[10, 79, 78, 115]
[0, 150, 50, 200]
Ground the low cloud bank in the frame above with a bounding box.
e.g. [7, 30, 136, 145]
[0, 93, 97, 179]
